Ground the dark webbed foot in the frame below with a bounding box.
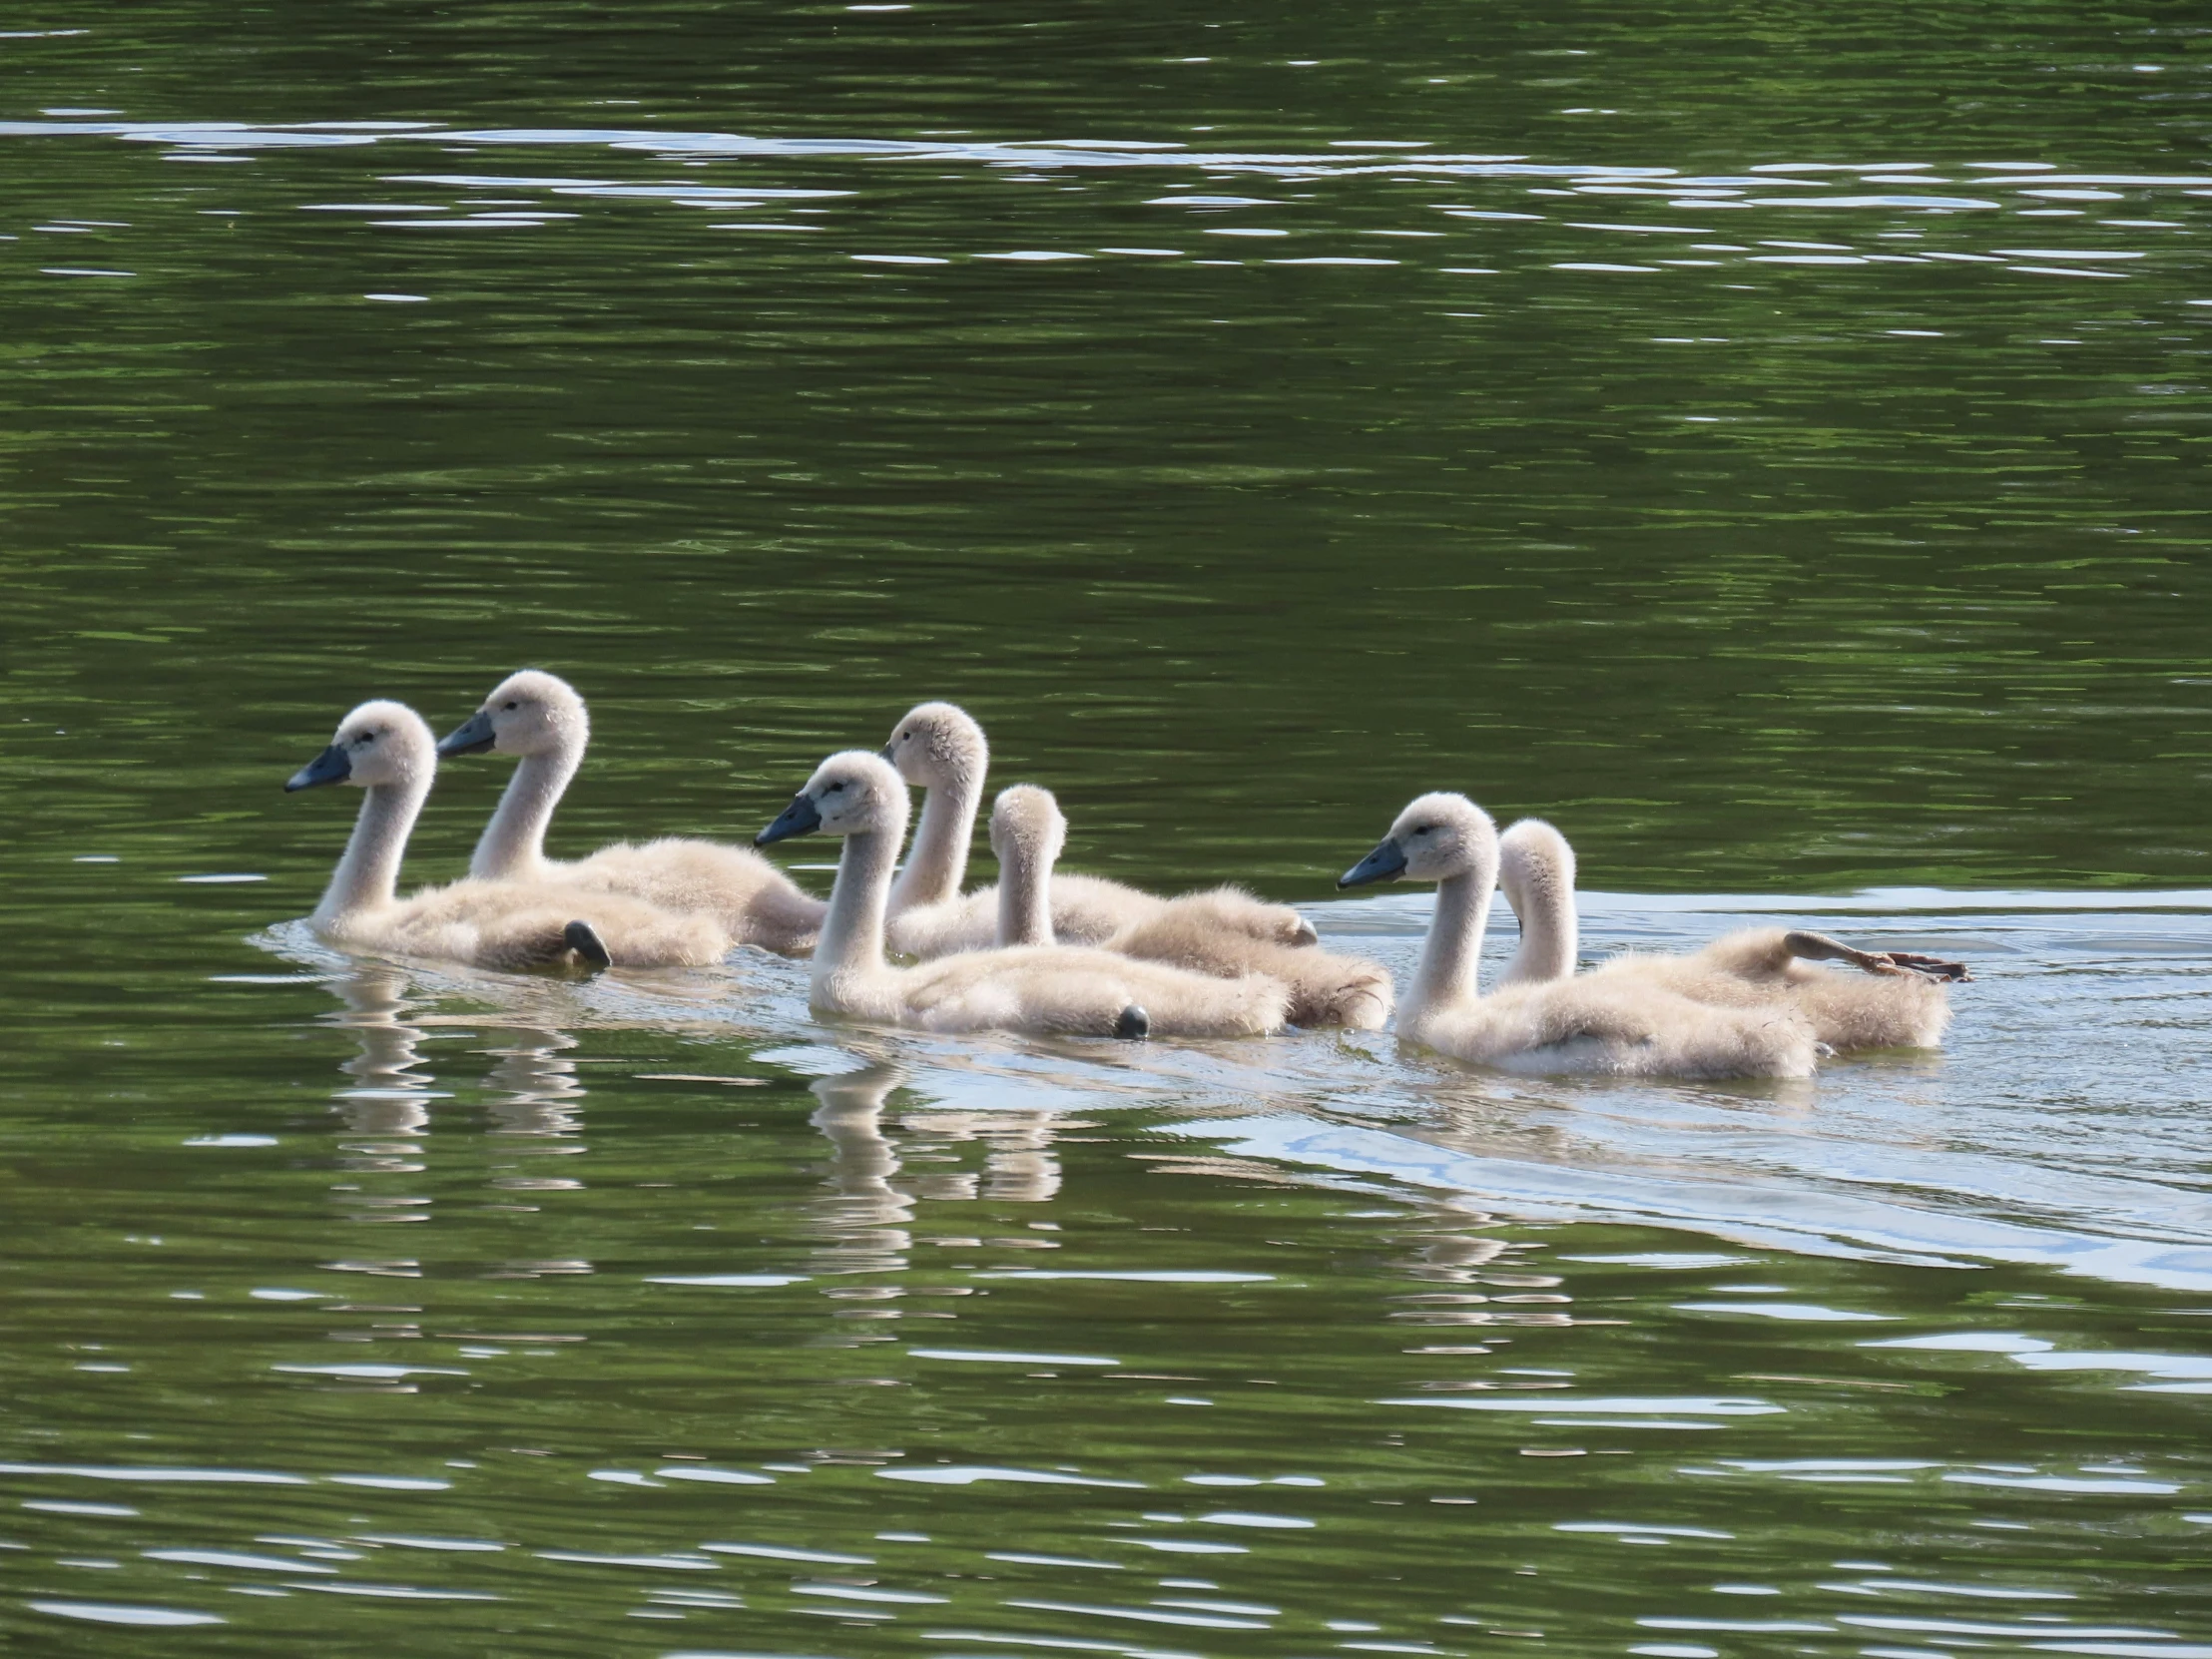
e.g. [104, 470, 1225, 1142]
[564, 919, 613, 970]
[1114, 1004, 1151, 1040]
[1783, 929, 1968, 982]
[1879, 950, 1971, 983]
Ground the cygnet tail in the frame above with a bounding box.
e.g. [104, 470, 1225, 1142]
[1282, 952, 1394, 1030]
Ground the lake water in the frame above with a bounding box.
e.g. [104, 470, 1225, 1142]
[4, 3, 2212, 1653]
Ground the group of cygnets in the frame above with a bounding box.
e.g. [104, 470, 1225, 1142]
[283, 672, 1967, 1081]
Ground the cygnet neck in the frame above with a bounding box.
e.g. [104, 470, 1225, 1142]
[810, 1069, 904, 1206]
[995, 836, 1054, 947]
[1409, 862, 1497, 1019]
[1499, 839, 1577, 986]
[470, 736, 583, 880]
[315, 770, 432, 928]
[817, 823, 906, 980]
[889, 760, 981, 913]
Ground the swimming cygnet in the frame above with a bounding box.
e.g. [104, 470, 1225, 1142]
[877, 700, 1318, 958]
[286, 700, 733, 971]
[755, 751, 1289, 1038]
[990, 784, 1391, 1030]
[1340, 794, 1820, 1079]
[1496, 817, 1964, 1051]
[437, 670, 827, 955]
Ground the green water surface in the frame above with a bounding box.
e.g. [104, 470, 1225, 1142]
[3, 2, 2211, 1653]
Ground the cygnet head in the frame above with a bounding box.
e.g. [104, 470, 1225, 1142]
[1498, 818, 1574, 914]
[989, 784, 1067, 870]
[436, 669, 589, 761]
[880, 701, 987, 793]
[756, 751, 910, 845]
[285, 700, 435, 794]
[1339, 792, 1497, 887]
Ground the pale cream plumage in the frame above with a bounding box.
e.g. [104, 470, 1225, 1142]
[284, 701, 732, 970]
[878, 701, 1317, 959]
[1340, 795, 1821, 1079]
[756, 752, 1288, 1038]
[1495, 817, 1962, 1052]
[437, 670, 826, 955]
[989, 784, 1391, 1030]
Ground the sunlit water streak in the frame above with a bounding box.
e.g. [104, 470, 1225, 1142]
[7, 118, 2206, 293]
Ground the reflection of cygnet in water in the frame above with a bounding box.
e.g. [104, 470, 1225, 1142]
[480, 1026, 587, 1141]
[324, 965, 434, 1139]
[807, 1065, 914, 1272]
[1404, 1230, 1507, 1282]
[898, 1108, 1065, 1205]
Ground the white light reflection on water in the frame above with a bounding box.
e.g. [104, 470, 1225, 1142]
[1, 120, 2200, 295]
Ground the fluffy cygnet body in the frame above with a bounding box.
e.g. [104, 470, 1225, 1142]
[1341, 795, 1820, 1079]
[878, 701, 1318, 959]
[1496, 817, 1962, 1051]
[757, 752, 1289, 1038]
[286, 701, 732, 970]
[991, 785, 1391, 1030]
[438, 670, 827, 955]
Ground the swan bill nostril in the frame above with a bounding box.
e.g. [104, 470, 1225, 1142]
[284, 743, 352, 793]
[563, 919, 613, 970]
[1114, 1005, 1150, 1040]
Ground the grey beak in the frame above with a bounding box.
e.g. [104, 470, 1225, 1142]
[756, 793, 824, 846]
[436, 709, 497, 759]
[285, 743, 352, 793]
[877, 742, 898, 765]
[1338, 837, 1408, 889]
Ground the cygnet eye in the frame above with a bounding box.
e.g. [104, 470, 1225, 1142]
[357, 732, 377, 745]
[1411, 826, 1430, 836]
[825, 781, 845, 795]
[501, 701, 519, 712]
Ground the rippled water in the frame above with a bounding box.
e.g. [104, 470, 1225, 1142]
[5, 3, 2211, 1653]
